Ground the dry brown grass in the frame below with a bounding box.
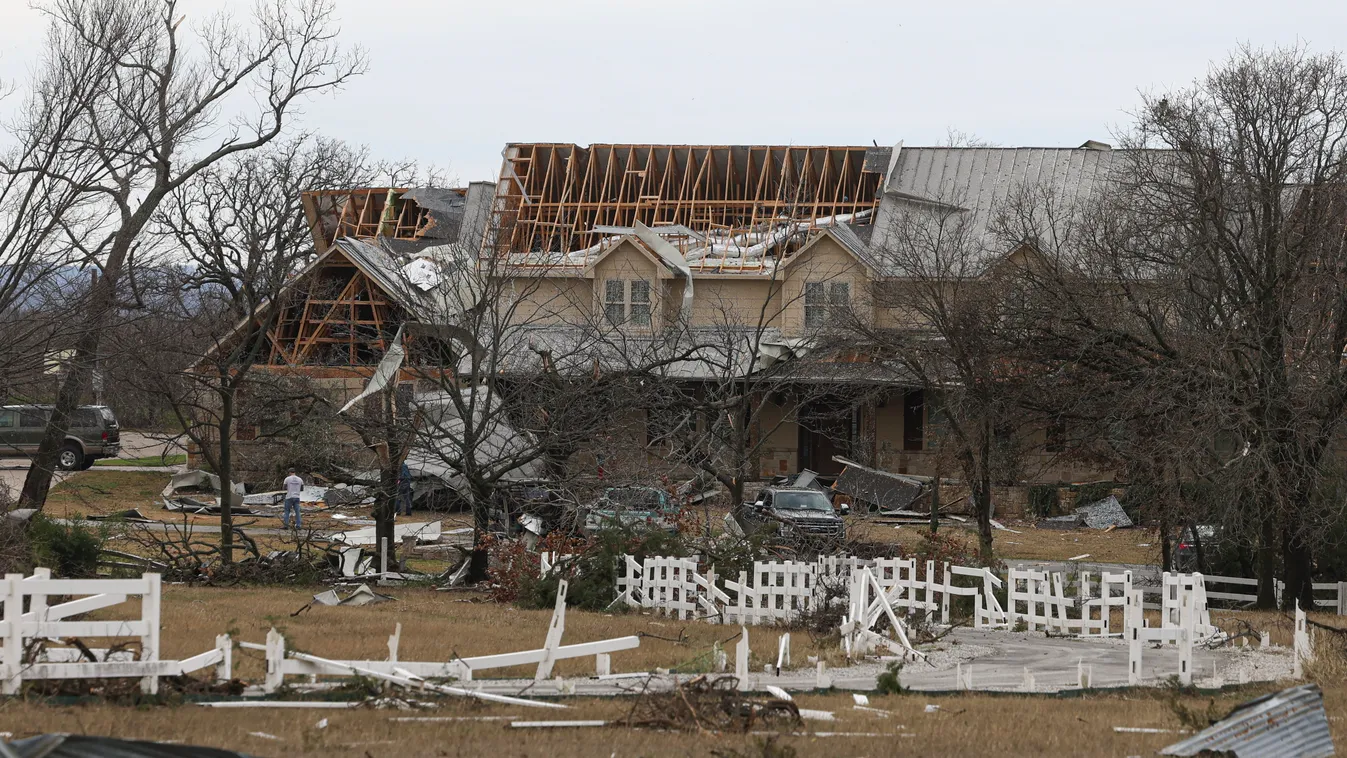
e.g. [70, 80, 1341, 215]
[0, 682, 1338, 757]
[44, 471, 169, 520]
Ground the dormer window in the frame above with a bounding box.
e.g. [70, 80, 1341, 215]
[604, 279, 652, 326]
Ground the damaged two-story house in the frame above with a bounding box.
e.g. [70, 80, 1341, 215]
[222, 140, 1122, 499]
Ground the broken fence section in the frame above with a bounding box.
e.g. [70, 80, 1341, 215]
[245, 579, 637, 701]
[1, 569, 231, 695]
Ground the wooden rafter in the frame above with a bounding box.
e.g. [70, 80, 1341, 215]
[492, 144, 886, 267]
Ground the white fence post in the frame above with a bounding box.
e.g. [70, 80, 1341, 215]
[2, 574, 20, 695]
[140, 573, 162, 694]
[215, 634, 233, 682]
[264, 628, 286, 693]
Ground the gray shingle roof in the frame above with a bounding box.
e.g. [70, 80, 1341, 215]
[869, 146, 1121, 273]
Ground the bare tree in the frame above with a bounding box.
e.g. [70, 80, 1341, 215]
[117, 137, 372, 562]
[400, 243, 690, 580]
[850, 194, 1032, 563]
[1009, 45, 1347, 608]
[8, 0, 365, 509]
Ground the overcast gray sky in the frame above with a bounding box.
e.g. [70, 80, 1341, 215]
[2, 0, 1344, 183]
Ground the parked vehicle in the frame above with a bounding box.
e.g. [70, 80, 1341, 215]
[728, 486, 846, 543]
[0, 405, 120, 470]
[580, 486, 679, 535]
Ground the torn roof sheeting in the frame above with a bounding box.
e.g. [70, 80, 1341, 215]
[831, 455, 925, 511]
[1160, 683, 1335, 758]
[399, 187, 468, 241]
[403, 388, 547, 496]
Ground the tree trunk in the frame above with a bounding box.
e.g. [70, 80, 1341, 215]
[465, 482, 492, 584]
[975, 420, 994, 565]
[1255, 512, 1278, 609]
[218, 387, 235, 564]
[374, 464, 397, 574]
[1281, 522, 1314, 611]
[19, 204, 158, 510]
[1156, 483, 1173, 572]
[929, 467, 941, 534]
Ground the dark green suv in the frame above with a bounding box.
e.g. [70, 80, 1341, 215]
[0, 405, 121, 470]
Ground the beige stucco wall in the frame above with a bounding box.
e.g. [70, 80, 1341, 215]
[780, 237, 872, 334]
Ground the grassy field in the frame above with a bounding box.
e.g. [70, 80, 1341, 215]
[2, 584, 1343, 757]
[43, 471, 169, 519]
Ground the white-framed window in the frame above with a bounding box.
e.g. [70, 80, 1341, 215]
[603, 279, 652, 326]
[804, 281, 850, 327]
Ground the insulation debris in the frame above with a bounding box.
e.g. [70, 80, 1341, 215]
[1040, 494, 1133, 530]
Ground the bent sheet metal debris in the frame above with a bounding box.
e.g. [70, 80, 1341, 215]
[1159, 683, 1334, 758]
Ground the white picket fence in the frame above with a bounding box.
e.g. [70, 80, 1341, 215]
[1, 569, 231, 695]
[593, 553, 1004, 628]
[550, 552, 1347, 630]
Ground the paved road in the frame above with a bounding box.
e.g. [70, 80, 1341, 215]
[0, 431, 184, 500]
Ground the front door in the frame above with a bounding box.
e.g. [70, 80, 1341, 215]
[797, 401, 852, 475]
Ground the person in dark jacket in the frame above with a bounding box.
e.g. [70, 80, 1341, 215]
[398, 462, 413, 516]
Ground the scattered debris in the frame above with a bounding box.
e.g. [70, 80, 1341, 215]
[623, 675, 800, 731]
[331, 520, 442, 546]
[1077, 495, 1133, 529]
[924, 704, 940, 713]
[1042, 495, 1133, 530]
[1067, 554, 1091, 561]
[831, 456, 925, 512]
[247, 732, 281, 741]
[87, 508, 155, 523]
[311, 584, 396, 607]
[509, 720, 608, 729]
[162, 469, 244, 511]
[1160, 684, 1335, 758]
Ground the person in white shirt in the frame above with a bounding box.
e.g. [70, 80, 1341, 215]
[282, 468, 304, 530]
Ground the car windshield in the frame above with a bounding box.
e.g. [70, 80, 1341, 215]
[773, 491, 832, 511]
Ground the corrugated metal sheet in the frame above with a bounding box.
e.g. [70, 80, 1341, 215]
[6, 733, 255, 757]
[1160, 683, 1335, 758]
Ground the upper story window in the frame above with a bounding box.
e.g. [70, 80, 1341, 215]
[804, 281, 850, 327]
[604, 279, 652, 326]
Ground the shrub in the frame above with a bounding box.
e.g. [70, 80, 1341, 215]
[1028, 485, 1060, 518]
[875, 660, 904, 694]
[28, 515, 105, 578]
